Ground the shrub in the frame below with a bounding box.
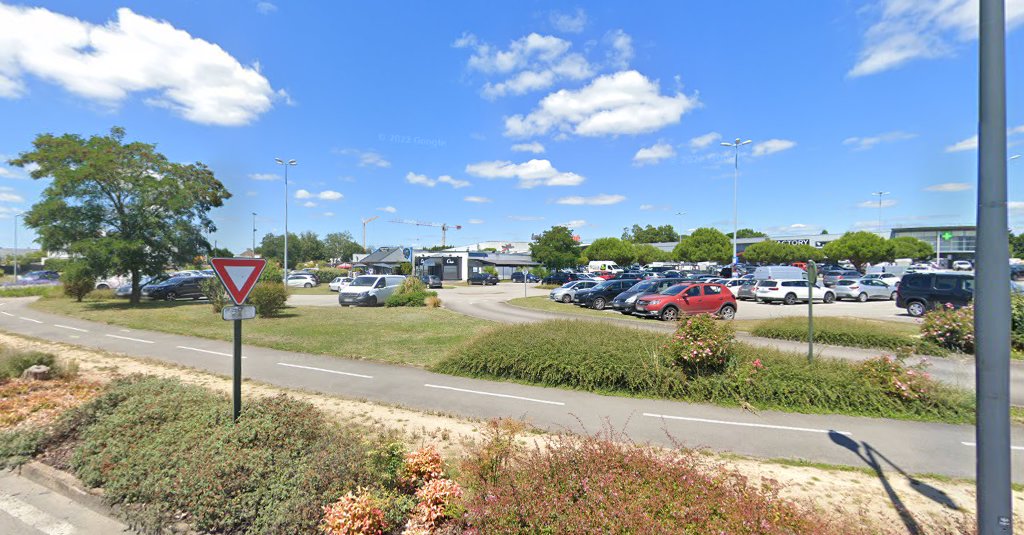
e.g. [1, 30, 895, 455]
[61, 261, 94, 302]
[319, 488, 389, 535]
[316, 268, 346, 283]
[858, 355, 933, 402]
[385, 277, 437, 307]
[1010, 294, 1024, 351]
[200, 277, 230, 313]
[400, 445, 445, 491]
[752, 317, 939, 354]
[482, 266, 498, 277]
[921, 304, 975, 353]
[403, 478, 463, 534]
[259, 264, 285, 283]
[424, 295, 442, 308]
[662, 314, 734, 375]
[529, 266, 549, 280]
[0, 284, 63, 298]
[0, 349, 76, 380]
[249, 282, 288, 317]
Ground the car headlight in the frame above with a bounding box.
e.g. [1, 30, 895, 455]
[625, 295, 638, 304]
[648, 299, 662, 305]
[360, 291, 370, 297]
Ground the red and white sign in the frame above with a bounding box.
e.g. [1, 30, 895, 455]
[210, 258, 267, 305]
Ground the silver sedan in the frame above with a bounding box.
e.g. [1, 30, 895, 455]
[736, 279, 759, 301]
[833, 278, 898, 302]
[549, 280, 599, 303]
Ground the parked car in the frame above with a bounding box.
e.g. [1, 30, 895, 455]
[952, 260, 973, 271]
[17, 270, 60, 282]
[542, 272, 580, 285]
[142, 276, 207, 300]
[822, 269, 862, 287]
[833, 278, 898, 302]
[574, 278, 639, 310]
[722, 278, 747, 297]
[510, 272, 540, 283]
[419, 274, 443, 288]
[549, 280, 600, 303]
[95, 275, 128, 289]
[736, 279, 759, 300]
[861, 272, 902, 285]
[609, 277, 687, 314]
[328, 277, 353, 291]
[754, 279, 836, 305]
[286, 274, 318, 288]
[468, 272, 499, 285]
[634, 283, 737, 321]
[116, 274, 170, 297]
[751, 265, 807, 281]
[896, 272, 974, 317]
[338, 275, 406, 306]
[290, 270, 320, 284]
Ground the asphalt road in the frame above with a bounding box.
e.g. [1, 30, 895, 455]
[1, 297, 1022, 483]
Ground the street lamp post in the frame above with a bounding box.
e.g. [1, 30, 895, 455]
[13, 213, 21, 281]
[275, 158, 297, 282]
[721, 138, 752, 265]
[251, 212, 257, 258]
[871, 191, 890, 234]
[675, 211, 686, 243]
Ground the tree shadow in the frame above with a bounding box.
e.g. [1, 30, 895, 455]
[829, 430, 960, 535]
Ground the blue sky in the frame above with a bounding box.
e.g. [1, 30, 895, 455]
[0, 1, 1023, 253]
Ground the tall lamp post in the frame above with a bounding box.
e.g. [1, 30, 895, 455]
[675, 211, 686, 243]
[871, 191, 890, 234]
[251, 212, 257, 258]
[721, 138, 752, 265]
[12, 213, 21, 281]
[275, 158, 297, 282]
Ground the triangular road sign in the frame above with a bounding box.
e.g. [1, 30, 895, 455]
[210, 258, 268, 305]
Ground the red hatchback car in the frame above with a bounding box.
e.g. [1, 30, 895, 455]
[634, 283, 737, 321]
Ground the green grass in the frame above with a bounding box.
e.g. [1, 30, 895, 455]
[750, 316, 948, 356]
[434, 320, 975, 424]
[0, 284, 63, 298]
[508, 296, 646, 322]
[31, 295, 487, 368]
[286, 285, 335, 295]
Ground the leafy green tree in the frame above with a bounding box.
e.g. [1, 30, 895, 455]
[584, 237, 635, 266]
[324, 231, 364, 262]
[622, 224, 679, 243]
[741, 240, 791, 264]
[10, 127, 229, 304]
[208, 246, 234, 259]
[673, 227, 731, 263]
[889, 236, 934, 260]
[530, 226, 581, 269]
[61, 261, 95, 302]
[633, 243, 669, 265]
[295, 231, 327, 262]
[822, 231, 893, 271]
[726, 228, 769, 239]
[793, 244, 824, 262]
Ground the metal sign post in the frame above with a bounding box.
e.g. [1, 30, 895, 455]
[806, 260, 817, 362]
[210, 258, 268, 422]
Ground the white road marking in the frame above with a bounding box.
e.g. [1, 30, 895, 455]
[961, 441, 1024, 451]
[105, 334, 154, 344]
[19, 316, 43, 324]
[277, 362, 373, 379]
[424, 384, 565, 406]
[643, 413, 852, 435]
[0, 491, 75, 535]
[53, 324, 88, 333]
[177, 345, 235, 358]
[0, 311, 13, 316]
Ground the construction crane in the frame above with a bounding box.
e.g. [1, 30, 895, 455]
[389, 219, 462, 247]
[361, 216, 379, 252]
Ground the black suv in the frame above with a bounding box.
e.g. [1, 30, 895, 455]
[575, 278, 639, 310]
[542, 272, 580, 285]
[896, 272, 973, 317]
[143, 276, 207, 300]
[468, 272, 498, 285]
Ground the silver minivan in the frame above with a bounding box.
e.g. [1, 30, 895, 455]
[338, 275, 406, 306]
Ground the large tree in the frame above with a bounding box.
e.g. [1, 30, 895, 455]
[530, 226, 581, 269]
[822, 231, 893, 271]
[633, 243, 669, 265]
[741, 240, 791, 264]
[324, 231, 364, 262]
[10, 127, 229, 304]
[584, 237, 635, 266]
[673, 227, 731, 263]
[889, 236, 934, 261]
[621, 224, 679, 243]
[726, 228, 769, 239]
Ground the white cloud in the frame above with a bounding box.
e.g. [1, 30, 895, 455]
[752, 139, 796, 157]
[467, 218, 485, 224]
[858, 199, 898, 208]
[1010, 201, 1024, 215]
[926, 182, 971, 192]
[256, 2, 277, 14]
[511, 142, 545, 154]
[508, 215, 544, 221]
[561, 219, 587, 229]
[632, 142, 676, 166]
[456, 32, 593, 99]
[405, 172, 470, 188]
[555, 194, 626, 206]
[378, 206, 397, 213]
[504, 70, 699, 137]
[249, 173, 280, 181]
[550, 8, 587, 33]
[302, 201, 317, 208]
[463, 196, 492, 203]
[294, 189, 312, 199]
[438, 175, 470, 188]
[317, 190, 343, 200]
[849, 0, 1024, 77]
[0, 5, 284, 125]
[945, 124, 1024, 152]
[359, 152, 390, 168]
[0, 167, 16, 178]
[639, 204, 655, 211]
[323, 211, 335, 217]
[465, 159, 585, 188]
[842, 131, 917, 150]
[689, 132, 721, 150]
[0, 192, 23, 202]
[605, 29, 634, 69]
[245, 190, 257, 197]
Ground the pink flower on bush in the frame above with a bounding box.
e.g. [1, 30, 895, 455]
[663, 313, 735, 376]
[320, 488, 388, 535]
[403, 478, 464, 534]
[401, 445, 445, 490]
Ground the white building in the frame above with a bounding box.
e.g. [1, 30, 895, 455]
[445, 241, 532, 254]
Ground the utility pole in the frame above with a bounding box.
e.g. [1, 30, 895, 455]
[721, 138, 752, 265]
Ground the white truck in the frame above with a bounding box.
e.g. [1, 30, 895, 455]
[587, 261, 622, 273]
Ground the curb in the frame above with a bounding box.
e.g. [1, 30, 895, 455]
[17, 461, 117, 520]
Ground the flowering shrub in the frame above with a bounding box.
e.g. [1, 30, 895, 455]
[319, 488, 388, 535]
[662, 313, 735, 375]
[400, 445, 445, 491]
[857, 355, 933, 401]
[403, 478, 464, 534]
[920, 304, 975, 353]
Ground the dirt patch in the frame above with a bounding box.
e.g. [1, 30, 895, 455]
[0, 330, 1019, 533]
[0, 377, 102, 430]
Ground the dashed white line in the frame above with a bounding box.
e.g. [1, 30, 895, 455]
[53, 324, 88, 333]
[424, 384, 565, 406]
[177, 345, 235, 358]
[277, 362, 373, 379]
[642, 413, 852, 436]
[0, 491, 75, 535]
[19, 316, 43, 324]
[961, 441, 1024, 451]
[0, 311, 13, 316]
[104, 334, 154, 344]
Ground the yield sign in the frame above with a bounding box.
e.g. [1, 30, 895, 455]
[210, 258, 267, 305]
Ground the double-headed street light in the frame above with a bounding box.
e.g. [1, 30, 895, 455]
[274, 158, 297, 282]
[721, 138, 752, 264]
[675, 211, 686, 243]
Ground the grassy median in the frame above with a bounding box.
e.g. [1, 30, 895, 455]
[751, 317, 948, 356]
[30, 295, 486, 368]
[508, 296, 647, 321]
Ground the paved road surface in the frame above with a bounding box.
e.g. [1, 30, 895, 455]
[1, 297, 1021, 483]
[0, 470, 126, 535]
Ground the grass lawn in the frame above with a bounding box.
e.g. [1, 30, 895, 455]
[286, 285, 335, 295]
[508, 296, 646, 322]
[750, 316, 948, 356]
[30, 295, 487, 368]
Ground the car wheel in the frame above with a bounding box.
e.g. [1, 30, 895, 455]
[593, 297, 606, 310]
[857, 292, 868, 303]
[823, 292, 835, 304]
[165, 292, 177, 301]
[783, 293, 797, 305]
[304, 283, 312, 288]
[907, 301, 926, 317]
[717, 304, 736, 320]
[661, 306, 679, 321]
[561, 294, 572, 303]
[890, 291, 898, 301]
[366, 296, 378, 307]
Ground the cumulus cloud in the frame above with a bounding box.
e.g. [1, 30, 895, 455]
[455, 32, 593, 99]
[467, 218, 485, 224]
[302, 201, 317, 208]
[555, 194, 626, 206]
[465, 159, 584, 188]
[323, 211, 335, 217]
[858, 199, 898, 208]
[632, 142, 676, 166]
[335, 149, 391, 168]
[256, 2, 277, 14]
[504, 70, 699, 138]
[248, 173, 280, 181]
[752, 139, 796, 157]
[463, 196, 492, 203]
[0, 5, 284, 125]
[849, 0, 1024, 77]
[561, 219, 587, 229]
[550, 8, 587, 33]
[295, 189, 342, 200]
[945, 124, 1024, 152]
[405, 172, 470, 188]
[689, 132, 721, 150]
[294, 189, 312, 199]
[639, 204, 656, 211]
[926, 182, 971, 192]
[511, 141, 545, 154]
[508, 215, 545, 221]
[842, 131, 917, 150]
[0, 191, 24, 202]
[605, 29, 634, 69]
[378, 206, 397, 213]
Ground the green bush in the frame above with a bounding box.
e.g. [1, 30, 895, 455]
[61, 261, 95, 302]
[921, 305, 975, 354]
[0, 349, 54, 380]
[315, 268, 346, 283]
[529, 266, 550, 280]
[663, 314, 734, 375]
[482, 266, 498, 277]
[258, 264, 285, 283]
[200, 277, 230, 313]
[1013, 295, 1024, 350]
[435, 321, 974, 423]
[248, 282, 288, 317]
[752, 317, 947, 356]
[384, 277, 437, 307]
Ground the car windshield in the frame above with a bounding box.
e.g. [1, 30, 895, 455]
[592, 281, 612, 290]
[560, 281, 577, 288]
[349, 276, 378, 287]
[630, 281, 656, 292]
[660, 284, 688, 296]
[162, 276, 187, 285]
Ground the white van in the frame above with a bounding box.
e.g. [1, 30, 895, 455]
[337, 275, 406, 306]
[751, 265, 807, 280]
[587, 261, 622, 273]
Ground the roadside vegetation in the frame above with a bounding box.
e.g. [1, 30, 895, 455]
[508, 295, 645, 321]
[751, 317, 948, 356]
[0, 284, 62, 298]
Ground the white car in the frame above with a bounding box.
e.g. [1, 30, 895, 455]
[286, 274, 318, 288]
[755, 279, 835, 305]
[328, 277, 352, 292]
[722, 279, 747, 297]
[952, 260, 973, 271]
